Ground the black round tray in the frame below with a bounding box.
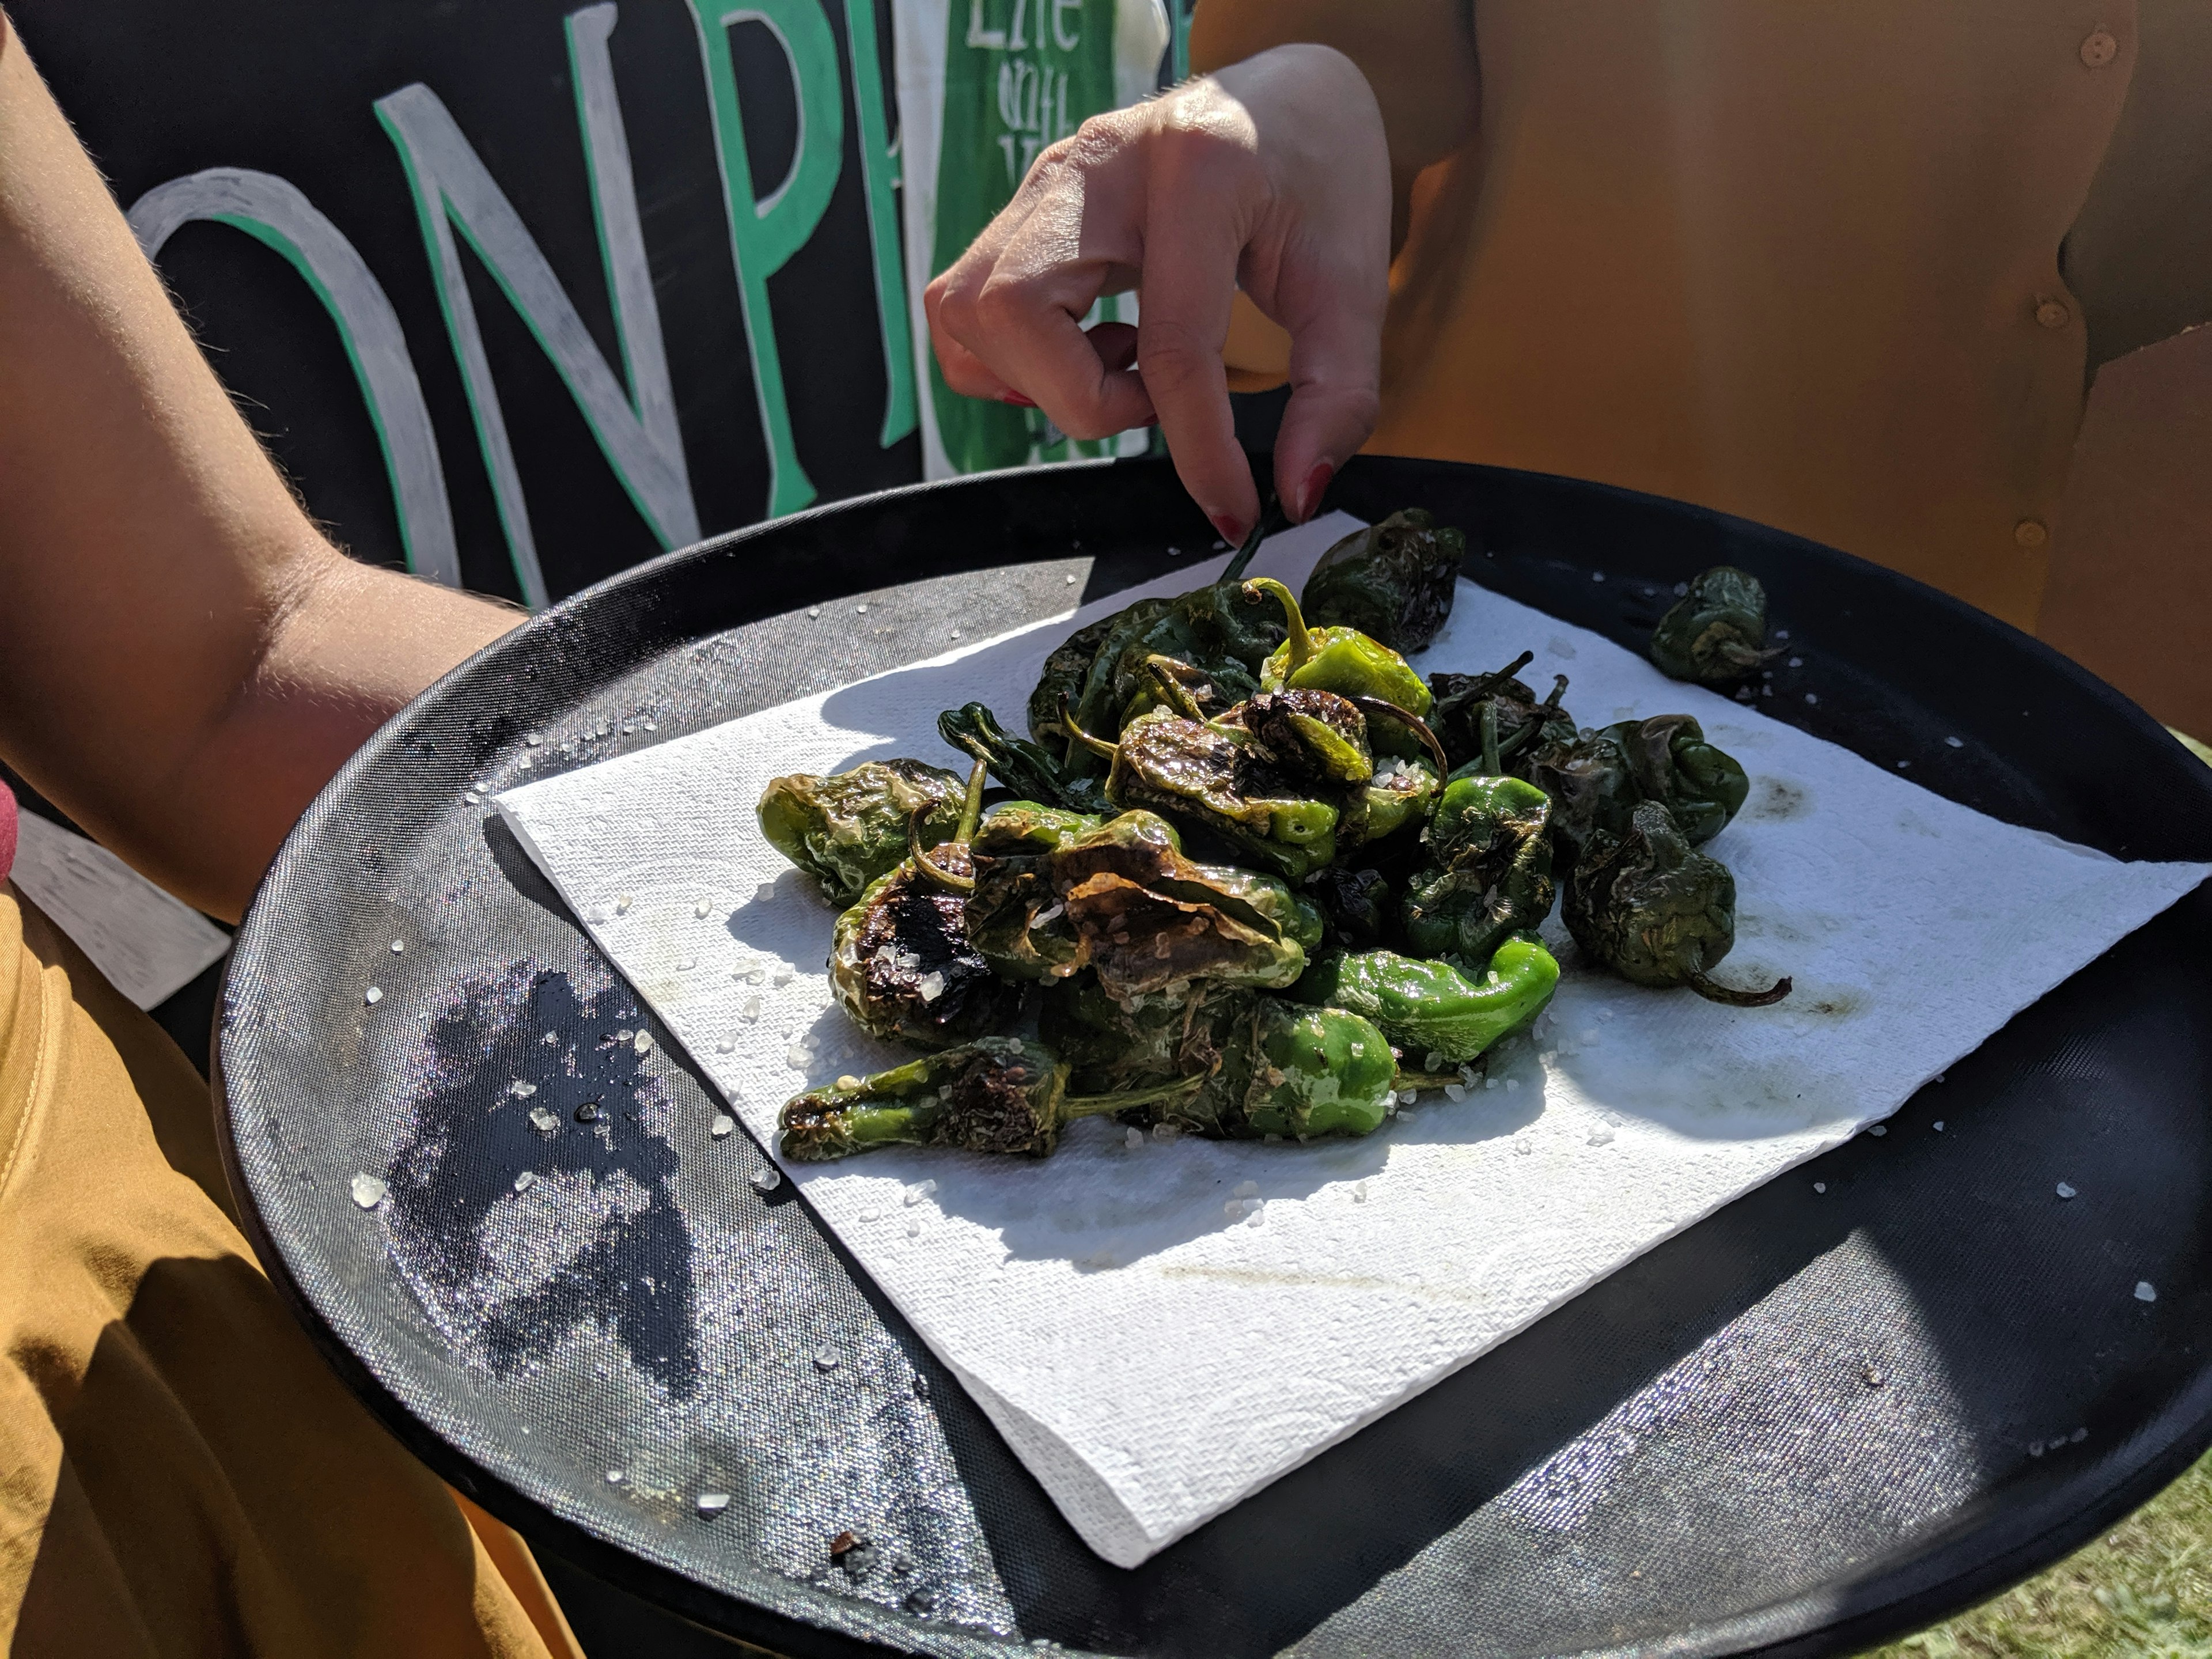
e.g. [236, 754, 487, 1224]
[217, 455, 2212, 1658]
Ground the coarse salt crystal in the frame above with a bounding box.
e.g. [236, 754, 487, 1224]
[1445, 1084, 1466, 1102]
[715, 1039, 735, 1054]
[1125, 1127, 1143, 1149]
[2135, 1281, 2158, 1303]
[1588, 1126, 1615, 1146]
[750, 1164, 779, 1191]
[1224, 1199, 1245, 1217]
[391, 940, 406, 953]
[755, 881, 777, 901]
[1813, 1181, 1827, 1193]
[860, 1208, 881, 1222]
[634, 1031, 653, 1055]
[906, 1218, 922, 1237]
[1934, 1120, 1945, 1131]
[350, 1173, 387, 1208]
[529, 1107, 559, 1132]
[364, 986, 382, 1005]
[698, 1493, 730, 1514]
[1868, 1124, 1887, 1137]
[2057, 1181, 2077, 1199]
[916, 971, 946, 1003]
[904, 1180, 938, 1205]
[1151, 1122, 1181, 1142]
[676, 958, 696, 972]
[1233, 1180, 1259, 1199]
[1945, 736, 1964, 748]
[695, 899, 713, 918]
[814, 1346, 842, 1370]
[1353, 1180, 1369, 1203]
[1505, 1078, 1520, 1092]
[510, 1081, 537, 1097]
[513, 1171, 536, 1192]
[771, 964, 795, 987]
[712, 1115, 736, 1139]
[607, 1469, 624, 1483]
[1513, 1138, 1532, 1156]
[740, 997, 763, 1021]
[1805, 692, 1819, 705]
[615, 895, 632, 914]
[1484, 1078, 1499, 1090]
[786, 1045, 807, 1067]
[1425, 1051, 1445, 1072]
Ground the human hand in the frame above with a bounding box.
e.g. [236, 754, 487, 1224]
[926, 43, 1391, 544]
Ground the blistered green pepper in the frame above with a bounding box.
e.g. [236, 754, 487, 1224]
[962, 803, 1100, 983]
[1246, 578, 1434, 722]
[778, 1037, 1199, 1161]
[1564, 801, 1791, 1006]
[1344, 754, 1441, 851]
[1429, 654, 1576, 777]
[757, 758, 968, 906]
[1599, 714, 1750, 845]
[828, 762, 1025, 1047]
[939, 702, 1111, 815]
[1039, 976, 1250, 1093]
[1650, 566, 1778, 683]
[1075, 705, 1340, 881]
[1028, 612, 1122, 751]
[1233, 687, 1373, 786]
[1301, 509, 1465, 653]
[1141, 997, 1401, 1142]
[1306, 866, 1393, 949]
[1047, 809, 1317, 1000]
[1295, 938, 1559, 1065]
[1525, 728, 1637, 869]
[1401, 727, 1556, 962]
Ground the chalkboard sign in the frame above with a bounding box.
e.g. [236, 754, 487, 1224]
[11, 0, 1193, 609]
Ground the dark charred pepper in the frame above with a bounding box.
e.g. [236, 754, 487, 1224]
[1525, 727, 1638, 870]
[828, 762, 1025, 1047]
[1295, 938, 1559, 1065]
[940, 702, 1111, 815]
[961, 802, 1101, 982]
[757, 758, 969, 906]
[1401, 713, 1557, 962]
[1301, 507, 1465, 653]
[1428, 654, 1576, 777]
[1650, 565, 1778, 683]
[778, 1037, 1200, 1161]
[1305, 866, 1393, 949]
[1599, 714, 1750, 845]
[1564, 800, 1791, 1006]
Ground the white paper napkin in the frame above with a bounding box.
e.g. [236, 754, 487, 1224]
[497, 514, 2209, 1567]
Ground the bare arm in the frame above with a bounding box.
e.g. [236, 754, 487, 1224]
[0, 13, 518, 922]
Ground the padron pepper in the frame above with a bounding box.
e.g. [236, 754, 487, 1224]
[1429, 653, 1576, 777]
[960, 802, 1101, 982]
[1039, 975, 1251, 1093]
[1138, 995, 1403, 1142]
[1525, 726, 1638, 871]
[1295, 938, 1560, 1065]
[1301, 507, 1465, 654]
[1246, 578, 1434, 727]
[757, 757, 968, 906]
[778, 1037, 1201, 1161]
[1650, 565, 1779, 683]
[1027, 612, 1122, 752]
[1564, 800, 1791, 1007]
[1043, 809, 1319, 1001]
[1599, 714, 1750, 845]
[1402, 712, 1556, 963]
[1344, 753, 1441, 853]
[827, 761, 1028, 1048]
[940, 702, 1111, 816]
[1070, 703, 1341, 881]
[1304, 865, 1393, 950]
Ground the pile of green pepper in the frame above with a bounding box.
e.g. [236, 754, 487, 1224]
[758, 531, 1793, 1164]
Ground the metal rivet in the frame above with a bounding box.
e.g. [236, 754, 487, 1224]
[2014, 518, 2049, 550]
[2035, 298, 2070, 330]
[2080, 29, 2118, 68]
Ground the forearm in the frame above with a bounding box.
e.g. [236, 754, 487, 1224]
[0, 14, 516, 921]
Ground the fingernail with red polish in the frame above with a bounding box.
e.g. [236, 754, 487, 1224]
[1000, 391, 1037, 408]
[1211, 513, 1250, 545]
[1297, 461, 1335, 522]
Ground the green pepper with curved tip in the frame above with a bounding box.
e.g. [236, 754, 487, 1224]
[1081, 705, 1341, 881]
[1294, 938, 1560, 1065]
[1245, 577, 1433, 723]
[757, 757, 969, 906]
[939, 702, 1111, 815]
[828, 762, 1026, 1047]
[1564, 800, 1791, 1006]
[778, 1037, 1202, 1161]
[1650, 566, 1779, 683]
[1429, 655, 1577, 777]
[1302, 508, 1465, 653]
[1598, 714, 1750, 846]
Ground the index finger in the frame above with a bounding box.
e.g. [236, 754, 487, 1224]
[1135, 213, 1257, 545]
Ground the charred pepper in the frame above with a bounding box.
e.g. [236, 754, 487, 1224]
[1301, 508, 1465, 653]
[827, 762, 1025, 1047]
[1305, 866, 1393, 950]
[1401, 709, 1556, 963]
[1650, 565, 1778, 683]
[1428, 654, 1575, 777]
[1245, 578, 1434, 726]
[1599, 714, 1750, 845]
[757, 757, 968, 906]
[1138, 996, 1402, 1142]
[961, 802, 1100, 982]
[1563, 800, 1791, 1006]
[1524, 726, 1638, 870]
[1295, 937, 1559, 1065]
[940, 702, 1111, 815]
[778, 1037, 1199, 1161]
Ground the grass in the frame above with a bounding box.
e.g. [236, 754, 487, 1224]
[1866, 1449, 2212, 1658]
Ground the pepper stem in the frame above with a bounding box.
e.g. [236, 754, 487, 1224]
[1058, 695, 1120, 760]
[1480, 700, 1501, 777]
[1393, 1067, 1468, 1092]
[1219, 504, 1277, 584]
[1685, 969, 1793, 1008]
[1242, 577, 1314, 674]
[955, 756, 987, 844]
[1141, 655, 1213, 724]
[1348, 696, 1449, 775]
[1062, 1073, 1206, 1122]
[910, 758, 987, 892]
[1453, 650, 1536, 708]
